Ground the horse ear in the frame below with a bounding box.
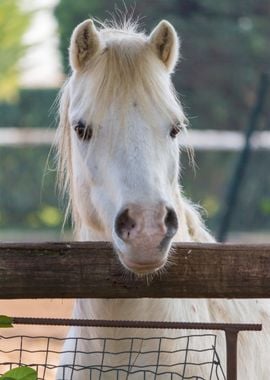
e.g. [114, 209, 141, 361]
[69, 19, 101, 71]
[149, 20, 180, 73]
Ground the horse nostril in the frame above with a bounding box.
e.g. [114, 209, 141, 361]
[165, 207, 178, 238]
[115, 209, 136, 241]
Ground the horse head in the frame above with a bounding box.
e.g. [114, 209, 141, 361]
[57, 19, 189, 274]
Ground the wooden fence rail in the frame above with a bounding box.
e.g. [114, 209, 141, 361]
[1, 242, 270, 299]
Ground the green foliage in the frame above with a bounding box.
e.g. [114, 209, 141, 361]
[0, 1, 31, 101]
[0, 87, 65, 233]
[260, 198, 270, 215]
[0, 315, 13, 328]
[182, 150, 270, 234]
[0, 146, 65, 231]
[0, 88, 58, 127]
[0, 367, 37, 380]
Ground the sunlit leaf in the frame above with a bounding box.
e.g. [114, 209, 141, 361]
[0, 315, 13, 328]
[0, 367, 37, 380]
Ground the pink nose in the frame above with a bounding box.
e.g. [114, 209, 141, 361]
[114, 204, 178, 243]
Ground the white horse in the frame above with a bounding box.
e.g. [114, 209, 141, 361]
[55, 18, 270, 379]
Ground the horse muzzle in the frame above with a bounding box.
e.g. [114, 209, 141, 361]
[113, 203, 178, 274]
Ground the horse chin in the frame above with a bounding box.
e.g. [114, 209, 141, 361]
[112, 232, 172, 275]
[117, 252, 167, 276]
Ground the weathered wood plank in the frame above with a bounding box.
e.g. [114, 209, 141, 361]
[0, 242, 270, 299]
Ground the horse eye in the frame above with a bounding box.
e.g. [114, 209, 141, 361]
[170, 122, 181, 138]
[74, 121, 92, 141]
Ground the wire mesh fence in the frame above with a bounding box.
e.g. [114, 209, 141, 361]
[0, 317, 263, 380]
[0, 332, 226, 380]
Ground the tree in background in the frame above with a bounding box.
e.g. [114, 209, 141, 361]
[0, 0, 31, 101]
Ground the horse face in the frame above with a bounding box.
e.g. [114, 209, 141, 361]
[69, 95, 182, 273]
[66, 19, 184, 275]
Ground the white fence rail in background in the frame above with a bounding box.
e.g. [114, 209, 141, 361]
[182, 130, 270, 151]
[0, 127, 270, 150]
[0, 128, 55, 146]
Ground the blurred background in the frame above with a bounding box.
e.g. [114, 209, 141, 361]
[0, 0, 270, 242]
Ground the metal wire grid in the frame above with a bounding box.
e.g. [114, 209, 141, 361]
[0, 333, 226, 380]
